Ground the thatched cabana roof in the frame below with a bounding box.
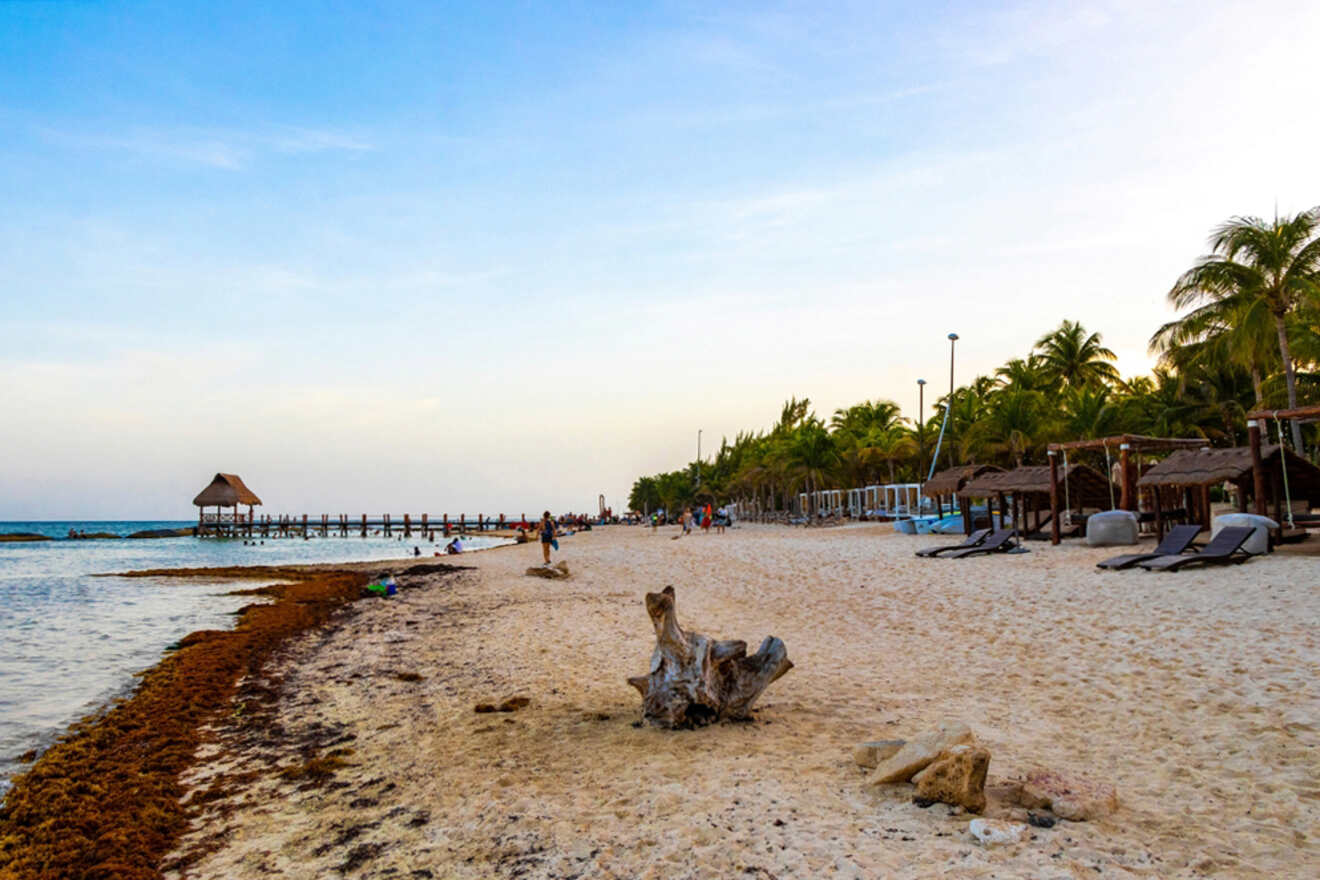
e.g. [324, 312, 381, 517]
[192, 473, 262, 508]
[1137, 445, 1320, 495]
[959, 464, 1115, 508]
[923, 464, 1003, 497]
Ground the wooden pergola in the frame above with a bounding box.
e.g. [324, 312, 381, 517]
[193, 473, 263, 536]
[1046, 435, 1206, 544]
[959, 464, 1114, 537]
[1138, 444, 1320, 536]
[1247, 406, 1320, 524]
[923, 464, 1003, 525]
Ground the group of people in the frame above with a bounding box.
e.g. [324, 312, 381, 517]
[652, 503, 730, 536]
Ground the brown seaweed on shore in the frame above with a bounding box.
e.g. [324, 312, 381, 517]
[0, 566, 374, 880]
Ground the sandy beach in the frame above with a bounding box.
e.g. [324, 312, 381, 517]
[162, 523, 1319, 879]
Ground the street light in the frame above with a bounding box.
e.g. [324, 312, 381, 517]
[947, 333, 959, 468]
[917, 379, 927, 481]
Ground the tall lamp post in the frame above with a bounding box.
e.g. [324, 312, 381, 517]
[916, 379, 927, 481]
[947, 333, 959, 467]
[696, 429, 702, 489]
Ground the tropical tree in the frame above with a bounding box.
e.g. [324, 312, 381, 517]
[860, 426, 917, 483]
[1034, 320, 1120, 388]
[1168, 208, 1320, 449]
[782, 417, 839, 510]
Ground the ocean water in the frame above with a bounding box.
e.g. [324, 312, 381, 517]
[0, 521, 509, 792]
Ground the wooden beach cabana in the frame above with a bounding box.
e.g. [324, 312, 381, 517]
[1046, 435, 1206, 544]
[1139, 444, 1320, 535]
[1247, 406, 1320, 528]
[960, 464, 1114, 538]
[923, 464, 1003, 525]
[193, 473, 263, 537]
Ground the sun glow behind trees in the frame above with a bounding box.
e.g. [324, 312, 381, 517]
[630, 210, 1320, 514]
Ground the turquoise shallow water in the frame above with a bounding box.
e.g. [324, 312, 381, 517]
[0, 521, 508, 792]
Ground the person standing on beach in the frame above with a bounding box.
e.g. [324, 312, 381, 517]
[540, 510, 557, 564]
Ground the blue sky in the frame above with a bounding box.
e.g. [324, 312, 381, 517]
[2, 1, 1319, 518]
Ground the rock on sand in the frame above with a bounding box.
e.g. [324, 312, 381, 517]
[1018, 768, 1118, 821]
[911, 744, 990, 813]
[867, 721, 975, 785]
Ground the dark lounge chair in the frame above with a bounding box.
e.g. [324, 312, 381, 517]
[944, 528, 1018, 559]
[915, 528, 991, 558]
[1096, 524, 1203, 571]
[1137, 526, 1256, 572]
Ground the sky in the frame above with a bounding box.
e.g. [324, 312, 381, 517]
[2, 0, 1320, 519]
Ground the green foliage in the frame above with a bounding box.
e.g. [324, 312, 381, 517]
[626, 210, 1320, 510]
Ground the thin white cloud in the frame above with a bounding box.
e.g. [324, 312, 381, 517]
[37, 123, 373, 169]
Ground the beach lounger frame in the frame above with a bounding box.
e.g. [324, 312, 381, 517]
[914, 528, 992, 558]
[1095, 524, 1204, 571]
[943, 528, 1018, 559]
[1136, 526, 1256, 572]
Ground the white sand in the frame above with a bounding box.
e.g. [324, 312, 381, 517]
[170, 524, 1320, 879]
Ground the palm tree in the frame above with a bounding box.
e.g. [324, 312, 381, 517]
[995, 355, 1051, 392]
[860, 426, 917, 484]
[971, 389, 1051, 467]
[1034, 320, 1120, 388]
[783, 418, 839, 512]
[1060, 386, 1124, 440]
[1168, 208, 1320, 449]
[1149, 292, 1278, 405]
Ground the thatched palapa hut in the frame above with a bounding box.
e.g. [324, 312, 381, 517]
[193, 473, 262, 536]
[1137, 445, 1320, 533]
[959, 464, 1115, 537]
[923, 464, 1003, 526]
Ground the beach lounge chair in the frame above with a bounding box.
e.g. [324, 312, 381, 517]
[1095, 524, 1203, 571]
[915, 528, 991, 558]
[943, 528, 1018, 559]
[1136, 526, 1256, 572]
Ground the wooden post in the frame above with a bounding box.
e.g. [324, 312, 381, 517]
[361, 514, 367, 537]
[321, 513, 328, 536]
[1119, 442, 1135, 510]
[498, 513, 505, 529]
[1271, 471, 1283, 524]
[961, 495, 972, 535]
[1048, 449, 1061, 544]
[302, 513, 308, 537]
[1248, 419, 1268, 516]
[1153, 487, 1164, 540]
[1200, 484, 1212, 531]
[384, 513, 391, 536]
[404, 513, 412, 537]
[460, 514, 466, 535]
[1234, 480, 1247, 513]
[443, 514, 450, 537]
[479, 513, 485, 532]
[422, 513, 429, 537]
[996, 492, 1006, 530]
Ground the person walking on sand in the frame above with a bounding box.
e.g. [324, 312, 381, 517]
[539, 510, 558, 564]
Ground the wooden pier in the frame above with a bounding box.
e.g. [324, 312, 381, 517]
[197, 512, 535, 539]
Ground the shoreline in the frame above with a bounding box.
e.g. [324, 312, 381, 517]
[0, 555, 473, 880]
[3, 525, 1317, 878]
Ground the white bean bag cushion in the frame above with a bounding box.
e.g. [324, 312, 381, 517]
[1085, 510, 1139, 546]
[1212, 513, 1278, 555]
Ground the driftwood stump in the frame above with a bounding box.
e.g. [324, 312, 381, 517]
[627, 586, 793, 728]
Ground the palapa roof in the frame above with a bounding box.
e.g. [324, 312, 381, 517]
[959, 464, 1116, 508]
[192, 473, 263, 507]
[1137, 445, 1320, 495]
[923, 464, 1004, 496]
